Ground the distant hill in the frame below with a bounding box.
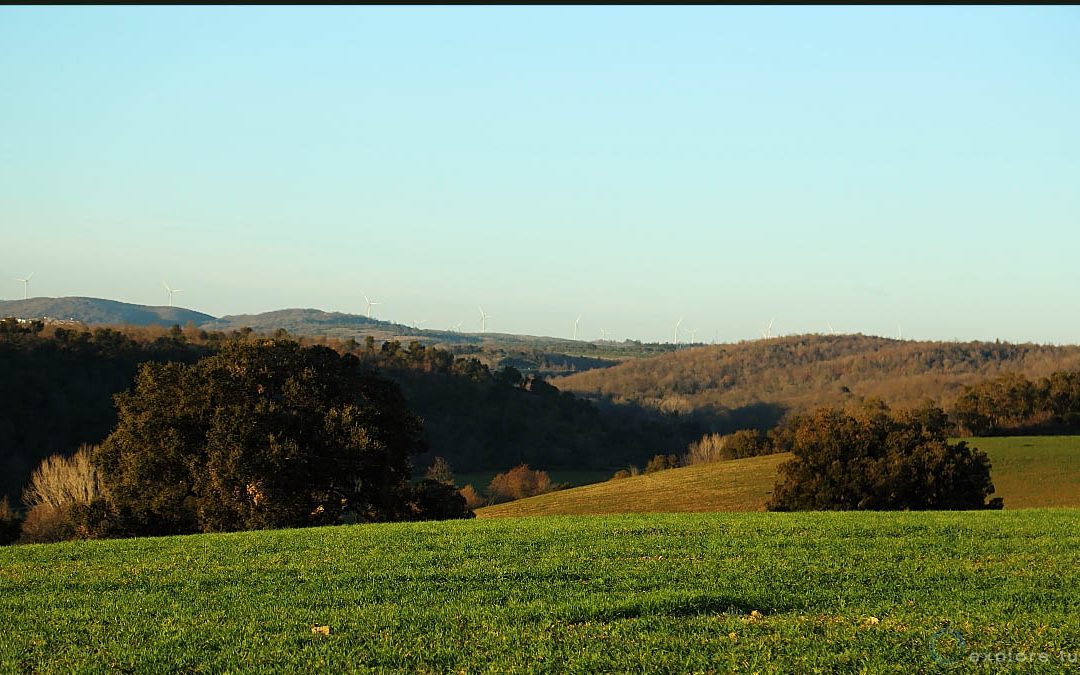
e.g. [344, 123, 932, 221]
[2, 297, 636, 377]
[0, 297, 213, 328]
[202, 308, 643, 350]
[553, 334, 1080, 418]
[200, 309, 644, 377]
[200, 308, 442, 341]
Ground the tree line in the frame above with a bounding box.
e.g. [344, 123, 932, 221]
[952, 371, 1080, 436]
[0, 321, 704, 507]
[12, 340, 472, 544]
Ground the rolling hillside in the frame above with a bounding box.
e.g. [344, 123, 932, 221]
[0, 297, 213, 327]
[477, 436, 1080, 518]
[476, 454, 789, 518]
[553, 334, 1080, 417]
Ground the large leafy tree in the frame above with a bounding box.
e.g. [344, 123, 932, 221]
[93, 340, 424, 535]
[768, 402, 1002, 511]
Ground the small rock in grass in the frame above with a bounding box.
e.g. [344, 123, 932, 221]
[311, 625, 331, 636]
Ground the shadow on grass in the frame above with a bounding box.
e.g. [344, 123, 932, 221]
[564, 594, 793, 624]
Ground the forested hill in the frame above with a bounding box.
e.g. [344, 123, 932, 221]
[0, 323, 698, 504]
[201, 308, 428, 341]
[552, 334, 1080, 415]
[0, 297, 213, 327]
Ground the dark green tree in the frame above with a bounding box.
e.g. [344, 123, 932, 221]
[408, 480, 474, 521]
[768, 403, 1001, 511]
[92, 340, 424, 535]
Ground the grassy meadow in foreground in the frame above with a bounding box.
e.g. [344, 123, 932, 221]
[2, 511, 1077, 673]
[478, 436, 1080, 518]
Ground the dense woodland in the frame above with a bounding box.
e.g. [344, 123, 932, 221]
[6, 321, 1080, 512]
[0, 321, 212, 503]
[555, 334, 1080, 416]
[952, 371, 1080, 436]
[0, 321, 701, 505]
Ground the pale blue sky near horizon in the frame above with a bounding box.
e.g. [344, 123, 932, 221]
[2, 6, 1078, 343]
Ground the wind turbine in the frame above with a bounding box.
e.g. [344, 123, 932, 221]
[363, 294, 380, 318]
[161, 281, 183, 307]
[674, 317, 683, 346]
[827, 322, 835, 335]
[451, 320, 464, 332]
[897, 324, 903, 340]
[599, 327, 609, 341]
[14, 273, 33, 300]
[478, 306, 493, 333]
[572, 314, 582, 340]
[689, 328, 699, 344]
[762, 318, 775, 339]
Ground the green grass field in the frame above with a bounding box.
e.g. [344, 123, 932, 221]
[478, 436, 1080, 518]
[2, 511, 1077, 672]
[967, 436, 1080, 509]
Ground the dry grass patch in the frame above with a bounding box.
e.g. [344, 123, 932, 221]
[476, 453, 789, 518]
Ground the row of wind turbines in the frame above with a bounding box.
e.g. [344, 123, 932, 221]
[11, 274, 189, 308]
[10, 276, 906, 343]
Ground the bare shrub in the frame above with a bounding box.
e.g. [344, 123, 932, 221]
[20, 445, 102, 543]
[23, 445, 102, 511]
[685, 433, 726, 465]
[458, 484, 487, 510]
[684, 429, 769, 465]
[487, 464, 554, 503]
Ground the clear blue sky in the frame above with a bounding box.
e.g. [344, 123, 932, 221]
[2, 7, 1078, 343]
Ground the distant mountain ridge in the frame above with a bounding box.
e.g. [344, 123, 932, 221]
[0, 297, 214, 328]
[203, 308, 413, 335]
[0, 297, 629, 352]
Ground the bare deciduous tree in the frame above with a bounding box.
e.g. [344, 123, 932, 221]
[22, 445, 101, 510]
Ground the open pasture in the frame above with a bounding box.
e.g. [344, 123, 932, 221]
[2, 510, 1077, 672]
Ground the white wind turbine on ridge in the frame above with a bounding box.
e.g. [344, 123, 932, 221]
[15, 273, 33, 300]
[363, 294, 380, 318]
[478, 306, 493, 333]
[762, 318, 775, 339]
[161, 281, 183, 307]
